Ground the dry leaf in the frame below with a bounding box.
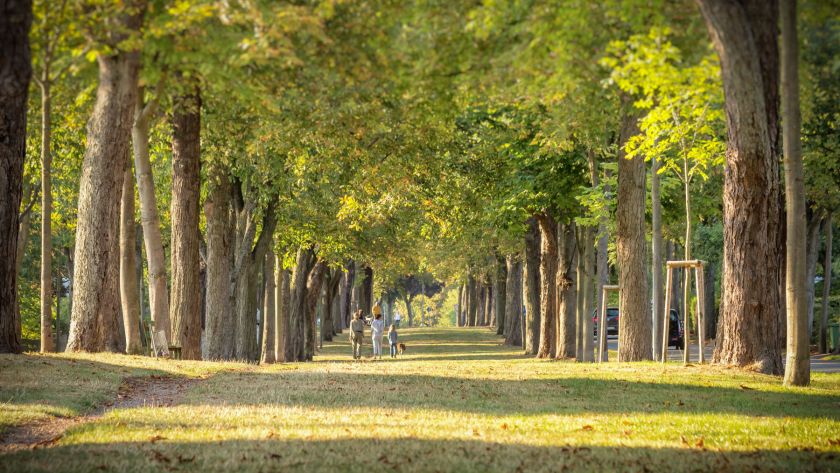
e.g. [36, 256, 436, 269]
[149, 435, 166, 443]
[581, 425, 594, 431]
[739, 384, 754, 390]
[695, 437, 704, 448]
[680, 435, 689, 445]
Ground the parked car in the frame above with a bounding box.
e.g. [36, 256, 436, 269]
[593, 308, 684, 348]
[593, 308, 619, 336]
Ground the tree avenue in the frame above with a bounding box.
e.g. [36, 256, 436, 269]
[3, 0, 839, 392]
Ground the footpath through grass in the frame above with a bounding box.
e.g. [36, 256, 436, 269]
[1, 327, 839, 472]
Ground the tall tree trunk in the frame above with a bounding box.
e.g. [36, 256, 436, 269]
[341, 261, 355, 330]
[523, 217, 541, 355]
[556, 221, 577, 359]
[0, 0, 31, 354]
[288, 247, 315, 361]
[477, 285, 486, 327]
[495, 255, 507, 335]
[581, 227, 595, 362]
[780, 0, 808, 385]
[467, 275, 477, 326]
[68, 4, 145, 352]
[805, 210, 822, 339]
[120, 166, 142, 354]
[704, 264, 717, 340]
[651, 155, 664, 360]
[575, 227, 587, 361]
[359, 265, 373, 317]
[819, 217, 832, 353]
[304, 260, 328, 360]
[616, 107, 651, 361]
[536, 212, 558, 358]
[132, 85, 170, 340]
[699, 0, 785, 374]
[170, 86, 201, 360]
[275, 265, 290, 361]
[204, 167, 234, 360]
[39, 82, 54, 353]
[504, 257, 523, 346]
[457, 284, 464, 327]
[260, 251, 276, 363]
[403, 294, 416, 328]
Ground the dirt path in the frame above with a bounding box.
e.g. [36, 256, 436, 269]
[0, 375, 200, 453]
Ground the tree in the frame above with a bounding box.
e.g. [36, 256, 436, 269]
[697, 0, 785, 374]
[170, 85, 202, 360]
[67, 1, 146, 352]
[536, 212, 557, 358]
[503, 256, 523, 346]
[616, 107, 651, 361]
[204, 165, 234, 360]
[260, 252, 275, 364]
[0, 0, 32, 354]
[119, 159, 142, 354]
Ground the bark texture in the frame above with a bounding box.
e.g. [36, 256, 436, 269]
[304, 260, 328, 360]
[616, 108, 651, 361]
[204, 168, 234, 360]
[120, 166, 142, 354]
[0, 0, 31, 354]
[523, 217, 541, 355]
[288, 247, 315, 361]
[556, 221, 577, 359]
[698, 0, 785, 374]
[170, 87, 202, 360]
[68, 4, 144, 352]
[780, 0, 809, 386]
[820, 218, 832, 353]
[132, 86, 170, 340]
[494, 255, 507, 335]
[651, 155, 664, 360]
[504, 257, 523, 346]
[275, 265, 290, 360]
[536, 213, 558, 359]
[260, 252, 276, 364]
[39, 83, 54, 353]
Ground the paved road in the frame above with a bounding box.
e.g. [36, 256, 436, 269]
[602, 337, 840, 373]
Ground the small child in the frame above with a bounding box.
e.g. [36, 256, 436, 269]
[388, 325, 398, 358]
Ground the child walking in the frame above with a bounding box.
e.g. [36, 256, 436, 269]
[388, 325, 398, 358]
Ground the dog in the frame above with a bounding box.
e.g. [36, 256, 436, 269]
[398, 343, 407, 355]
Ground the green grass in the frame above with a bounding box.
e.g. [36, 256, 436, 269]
[2, 328, 839, 472]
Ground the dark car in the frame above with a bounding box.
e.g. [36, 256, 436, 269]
[593, 308, 684, 348]
[593, 308, 620, 336]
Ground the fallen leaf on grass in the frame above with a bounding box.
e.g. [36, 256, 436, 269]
[500, 423, 509, 430]
[680, 435, 689, 446]
[739, 384, 755, 391]
[581, 425, 594, 432]
[177, 455, 195, 463]
[829, 438, 840, 446]
[696, 437, 704, 448]
[149, 435, 167, 443]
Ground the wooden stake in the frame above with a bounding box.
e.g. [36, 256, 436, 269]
[662, 266, 672, 363]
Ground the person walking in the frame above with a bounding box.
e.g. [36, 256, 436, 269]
[388, 324, 399, 358]
[350, 310, 365, 360]
[394, 310, 401, 328]
[370, 312, 385, 360]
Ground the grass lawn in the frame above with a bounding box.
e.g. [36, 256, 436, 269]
[1, 327, 839, 472]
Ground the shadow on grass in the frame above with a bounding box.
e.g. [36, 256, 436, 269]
[181, 370, 840, 420]
[1, 437, 837, 473]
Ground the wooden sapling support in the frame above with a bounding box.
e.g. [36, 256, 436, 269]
[661, 260, 706, 365]
[598, 285, 619, 363]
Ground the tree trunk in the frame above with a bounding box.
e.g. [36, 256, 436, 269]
[304, 260, 328, 360]
[288, 247, 315, 361]
[780, 0, 809, 386]
[457, 284, 464, 327]
[260, 251, 276, 364]
[0, 0, 31, 354]
[651, 154, 664, 360]
[341, 261, 354, 330]
[170, 86, 202, 360]
[204, 167, 235, 360]
[495, 255, 507, 335]
[132, 86, 170, 341]
[703, 264, 717, 340]
[120, 166, 142, 354]
[699, 0, 785, 374]
[504, 257, 523, 346]
[275, 265, 290, 361]
[67, 5, 144, 352]
[805, 210, 822, 339]
[359, 265, 373, 317]
[819, 217, 832, 353]
[536, 212, 558, 359]
[403, 294, 416, 328]
[466, 275, 476, 326]
[556, 221, 577, 359]
[39, 82, 54, 353]
[582, 227, 595, 362]
[616, 107, 651, 361]
[477, 285, 486, 327]
[523, 217, 541, 355]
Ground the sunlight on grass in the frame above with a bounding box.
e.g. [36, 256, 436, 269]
[2, 328, 839, 472]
